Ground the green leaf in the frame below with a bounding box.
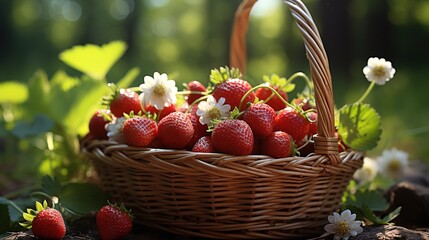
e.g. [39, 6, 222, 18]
[210, 66, 242, 85]
[345, 188, 389, 212]
[117, 67, 141, 89]
[23, 70, 51, 117]
[11, 114, 53, 139]
[0, 204, 10, 233]
[48, 71, 106, 135]
[60, 183, 110, 215]
[337, 103, 382, 151]
[59, 41, 127, 80]
[0, 81, 28, 104]
[382, 206, 401, 223]
[41, 175, 62, 196]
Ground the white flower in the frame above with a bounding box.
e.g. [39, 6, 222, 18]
[324, 209, 363, 240]
[363, 57, 396, 85]
[106, 116, 126, 142]
[353, 157, 378, 184]
[377, 148, 409, 179]
[139, 72, 177, 110]
[196, 96, 231, 125]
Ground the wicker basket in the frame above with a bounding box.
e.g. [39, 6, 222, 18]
[81, 0, 364, 239]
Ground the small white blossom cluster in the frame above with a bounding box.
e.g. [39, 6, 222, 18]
[324, 209, 363, 240]
[363, 57, 396, 85]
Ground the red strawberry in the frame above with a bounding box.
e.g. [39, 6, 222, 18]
[20, 201, 66, 240]
[192, 136, 214, 153]
[242, 103, 276, 137]
[89, 109, 112, 140]
[104, 84, 142, 117]
[211, 67, 255, 111]
[187, 112, 209, 149]
[158, 112, 194, 149]
[186, 80, 207, 105]
[144, 104, 176, 120]
[122, 116, 158, 147]
[255, 83, 288, 111]
[96, 203, 133, 240]
[293, 97, 315, 111]
[306, 111, 318, 137]
[261, 131, 295, 158]
[211, 119, 254, 156]
[335, 131, 349, 152]
[274, 106, 310, 143]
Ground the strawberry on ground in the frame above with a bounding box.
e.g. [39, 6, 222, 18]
[104, 84, 142, 117]
[20, 200, 66, 240]
[211, 119, 254, 156]
[242, 103, 276, 137]
[210, 67, 255, 111]
[122, 116, 158, 147]
[96, 203, 133, 240]
[158, 112, 194, 149]
[274, 106, 310, 143]
[192, 136, 214, 153]
[89, 109, 112, 140]
[186, 80, 207, 105]
[261, 131, 295, 158]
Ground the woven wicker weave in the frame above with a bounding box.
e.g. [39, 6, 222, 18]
[81, 0, 364, 239]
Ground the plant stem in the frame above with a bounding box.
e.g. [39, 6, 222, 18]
[238, 84, 293, 110]
[356, 81, 376, 104]
[287, 72, 314, 97]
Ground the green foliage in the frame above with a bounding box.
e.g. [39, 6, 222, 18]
[343, 183, 401, 225]
[59, 41, 127, 81]
[0, 204, 10, 233]
[60, 183, 110, 215]
[262, 74, 295, 93]
[210, 66, 242, 85]
[11, 114, 53, 139]
[0, 82, 28, 104]
[337, 103, 382, 151]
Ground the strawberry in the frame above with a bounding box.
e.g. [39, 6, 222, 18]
[96, 203, 133, 240]
[122, 116, 158, 147]
[144, 104, 176, 120]
[89, 109, 112, 140]
[187, 112, 209, 149]
[158, 112, 194, 149]
[20, 200, 66, 240]
[211, 119, 254, 156]
[261, 131, 295, 158]
[186, 80, 207, 105]
[104, 83, 142, 117]
[192, 136, 214, 153]
[306, 111, 318, 137]
[210, 67, 255, 111]
[242, 103, 276, 137]
[274, 106, 310, 143]
[255, 84, 288, 111]
[293, 96, 315, 111]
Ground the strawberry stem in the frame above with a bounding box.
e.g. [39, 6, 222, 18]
[356, 81, 376, 104]
[185, 95, 210, 113]
[238, 84, 293, 110]
[286, 72, 314, 98]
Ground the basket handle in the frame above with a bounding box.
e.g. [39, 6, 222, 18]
[230, 0, 340, 165]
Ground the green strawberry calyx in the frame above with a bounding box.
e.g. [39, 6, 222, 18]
[262, 74, 295, 93]
[108, 201, 134, 219]
[19, 200, 50, 229]
[210, 66, 242, 85]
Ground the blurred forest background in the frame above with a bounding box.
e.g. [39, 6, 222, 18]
[1, 0, 428, 192]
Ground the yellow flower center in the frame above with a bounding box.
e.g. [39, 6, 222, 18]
[336, 221, 350, 237]
[373, 65, 386, 77]
[153, 84, 166, 97]
[387, 159, 401, 173]
[208, 107, 221, 119]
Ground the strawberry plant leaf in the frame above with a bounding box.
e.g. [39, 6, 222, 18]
[23, 70, 51, 118]
[381, 206, 401, 223]
[60, 183, 110, 215]
[41, 175, 62, 196]
[0, 81, 28, 104]
[337, 103, 381, 151]
[117, 67, 141, 89]
[11, 114, 53, 139]
[59, 40, 127, 80]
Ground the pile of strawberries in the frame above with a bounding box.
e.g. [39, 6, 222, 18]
[88, 67, 346, 158]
